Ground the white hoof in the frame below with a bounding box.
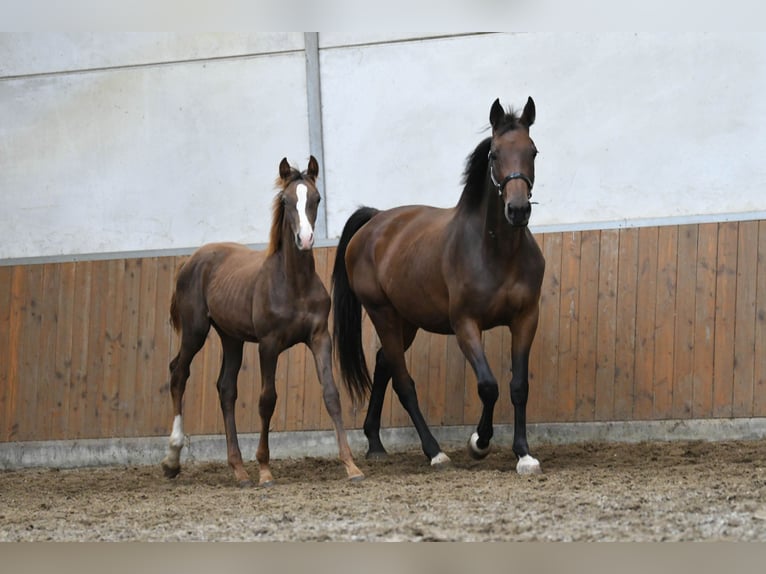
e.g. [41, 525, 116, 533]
[430, 452, 451, 467]
[516, 454, 542, 475]
[468, 432, 491, 459]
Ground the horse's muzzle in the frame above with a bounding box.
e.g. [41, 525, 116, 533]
[505, 203, 531, 227]
[295, 231, 315, 250]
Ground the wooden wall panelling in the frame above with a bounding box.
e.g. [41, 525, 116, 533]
[692, 223, 718, 418]
[652, 225, 678, 419]
[713, 222, 738, 418]
[672, 225, 698, 419]
[733, 221, 758, 417]
[613, 228, 639, 420]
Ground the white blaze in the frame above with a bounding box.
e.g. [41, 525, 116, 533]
[295, 184, 314, 248]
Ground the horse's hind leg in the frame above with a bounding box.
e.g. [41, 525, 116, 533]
[363, 325, 416, 459]
[161, 318, 209, 479]
[367, 308, 449, 467]
[309, 330, 364, 481]
[215, 333, 250, 486]
[363, 348, 392, 459]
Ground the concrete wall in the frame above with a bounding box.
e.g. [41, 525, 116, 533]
[2, 33, 765, 260]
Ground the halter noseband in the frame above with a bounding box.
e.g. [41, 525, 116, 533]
[489, 150, 534, 199]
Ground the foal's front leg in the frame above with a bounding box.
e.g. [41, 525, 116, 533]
[309, 331, 364, 481]
[256, 343, 279, 486]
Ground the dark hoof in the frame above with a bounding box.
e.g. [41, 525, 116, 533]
[162, 463, 180, 479]
[349, 474, 365, 483]
[259, 480, 275, 488]
[237, 479, 254, 488]
[366, 449, 388, 461]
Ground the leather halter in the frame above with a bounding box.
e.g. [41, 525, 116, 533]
[488, 150, 534, 199]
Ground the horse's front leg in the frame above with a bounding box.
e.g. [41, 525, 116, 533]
[509, 305, 542, 475]
[309, 330, 364, 481]
[454, 319, 498, 460]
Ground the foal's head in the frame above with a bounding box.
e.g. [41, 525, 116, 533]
[271, 156, 321, 253]
[488, 97, 538, 227]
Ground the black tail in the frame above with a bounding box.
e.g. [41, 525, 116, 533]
[332, 206, 379, 404]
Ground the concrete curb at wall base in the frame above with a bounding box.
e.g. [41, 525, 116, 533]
[1, 418, 765, 470]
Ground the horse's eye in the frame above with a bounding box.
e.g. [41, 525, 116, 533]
[488, 150, 498, 161]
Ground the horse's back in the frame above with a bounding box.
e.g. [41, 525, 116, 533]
[346, 205, 454, 331]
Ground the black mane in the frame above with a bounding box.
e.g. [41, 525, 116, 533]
[457, 108, 521, 211]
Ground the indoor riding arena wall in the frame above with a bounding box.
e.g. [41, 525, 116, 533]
[2, 220, 765, 445]
[3, 33, 766, 466]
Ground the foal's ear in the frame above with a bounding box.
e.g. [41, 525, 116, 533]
[520, 96, 536, 128]
[307, 155, 319, 180]
[279, 157, 292, 181]
[489, 98, 505, 132]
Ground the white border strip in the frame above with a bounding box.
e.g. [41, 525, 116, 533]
[3, 211, 765, 268]
[2, 418, 765, 470]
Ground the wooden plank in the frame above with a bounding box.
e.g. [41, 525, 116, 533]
[3, 266, 24, 441]
[713, 222, 738, 418]
[595, 229, 619, 421]
[652, 226, 678, 419]
[83, 260, 108, 439]
[613, 228, 639, 420]
[0, 266, 14, 442]
[575, 229, 600, 421]
[634, 226, 658, 420]
[443, 334, 466, 425]
[151, 256, 176, 436]
[17, 265, 44, 441]
[200, 333, 223, 435]
[51, 263, 75, 440]
[132, 257, 158, 437]
[38, 264, 61, 440]
[410, 330, 432, 424]
[557, 231, 581, 421]
[693, 223, 718, 418]
[117, 259, 141, 436]
[732, 221, 758, 417]
[284, 344, 307, 431]
[672, 225, 698, 419]
[537, 232, 561, 423]
[69, 261, 92, 439]
[100, 259, 124, 438]
[755, 221, 766, 417]
[483, 327, 507, 424]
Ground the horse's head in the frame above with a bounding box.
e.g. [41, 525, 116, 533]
[488, 97, 537, 227]
[278, 156, 321, 250]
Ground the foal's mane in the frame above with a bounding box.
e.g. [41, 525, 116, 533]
[457, 107, 522, 212]
[267, 167, 307, 256]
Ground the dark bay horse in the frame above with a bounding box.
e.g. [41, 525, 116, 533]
[162, 156, 364, 486]
[332, 98, 545, 474]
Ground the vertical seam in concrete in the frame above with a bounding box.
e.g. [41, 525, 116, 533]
[304, 33, 328, 240]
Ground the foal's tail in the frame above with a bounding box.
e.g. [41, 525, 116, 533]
[168, 261, 186, 334]
[332, 207, 379, 404]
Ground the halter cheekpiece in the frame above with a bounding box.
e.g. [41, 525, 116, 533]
[488, 150, 534, 199]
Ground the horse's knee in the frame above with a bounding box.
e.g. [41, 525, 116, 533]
[478, 380, 499, 405]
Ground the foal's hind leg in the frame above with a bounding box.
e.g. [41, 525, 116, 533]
[215, 333, 251, 486]
[309, 330, 364, 481]
[161, 321, 209, 478]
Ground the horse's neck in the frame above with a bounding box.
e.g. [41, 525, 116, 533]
[477, 183, 529, 259]
[279, 244, 316, 292]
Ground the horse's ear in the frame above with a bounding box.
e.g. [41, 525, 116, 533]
[489, 98, 505, 132]
[520, 97, 536, 128]
[307, 155, 319, 180]
[279, 157, 291, 181]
